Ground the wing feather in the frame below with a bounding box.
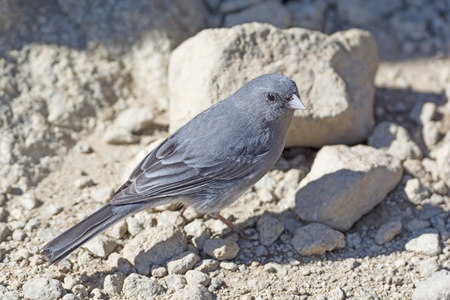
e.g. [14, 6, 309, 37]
[111, 136, 269, 205]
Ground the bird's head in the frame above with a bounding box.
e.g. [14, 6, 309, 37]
[234, 73, 306, 123]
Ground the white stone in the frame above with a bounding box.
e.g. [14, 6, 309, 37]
[103, 273, 124, 295]
[83, 235, 117, 258]
[404, 178, 430, 205]
[295, 145, 402, 231]
[185, 270, 210, 287]
[23, 278, 63, 300]
[104, 125, 139, 145]
[405, 233, 441, 256]
[203, 238, 240, 260]
[114, 106, 155, 133]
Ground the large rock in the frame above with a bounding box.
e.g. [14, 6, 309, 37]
[169, 23, 378, 147]
[295, 145, 403, 231]
[122, 225, 187, 275]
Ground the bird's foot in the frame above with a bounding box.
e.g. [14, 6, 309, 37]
[214, 214, 256, 239]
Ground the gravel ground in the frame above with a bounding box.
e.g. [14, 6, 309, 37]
[1, 1, 450, 299]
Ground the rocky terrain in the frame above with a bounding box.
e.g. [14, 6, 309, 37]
[1, 0, 450, 299]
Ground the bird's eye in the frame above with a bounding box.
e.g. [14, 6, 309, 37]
[267, 93, 276, 101]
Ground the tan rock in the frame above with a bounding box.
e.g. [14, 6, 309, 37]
[295, 145, 402, 231]
[169, 23, 378, 147]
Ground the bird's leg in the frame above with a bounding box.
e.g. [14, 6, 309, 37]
[213, 213, 254, 238]
[215, 214, 241, 232]
[176, 205, 187, 223]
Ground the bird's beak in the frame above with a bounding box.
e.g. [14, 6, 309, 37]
[287, 94, 306, 110]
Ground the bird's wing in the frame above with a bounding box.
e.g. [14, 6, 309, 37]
[110, 135, 269, 205]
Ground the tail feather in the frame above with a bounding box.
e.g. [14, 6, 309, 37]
[41, 203, 137, 264]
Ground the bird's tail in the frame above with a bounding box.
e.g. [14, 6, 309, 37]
[41, 203, 142, 264]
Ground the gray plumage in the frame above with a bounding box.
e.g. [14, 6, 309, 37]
[41, 73, 305, 264]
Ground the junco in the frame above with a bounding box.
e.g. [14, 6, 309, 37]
[42, 73, 305, 264]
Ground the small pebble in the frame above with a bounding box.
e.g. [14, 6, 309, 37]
[195, 259, 220, 273]
[292, 223, 345, 255]
[220, 261, 238, 271]
[185, 270, 210, 286]
[106, 220, 127, 239]
[75, 142, 93, 154]
[172, 283, 212, 300]
[167, 251, 200, 274]
[74, 177, 95, 189]
[12, 229, 26, 241]
[72, 284, 88, 299]
[103, 273, 124, 295]
[151, 266, 168, 278]
[122, 273, 164, 298]
[210, 277, 222, 290]
[46, 203, 63, 217]
[91, 186, 114, 203]
[20, 194, 40, 210]
[165, 274, 186, 292]
[83, 235, 117, 258]
[0, 223, 11, 241]
[404, 178, 430, 205]
[257, 214, 284, 246]
[203, 238, 240, 260]
[375, 221, 402, 245]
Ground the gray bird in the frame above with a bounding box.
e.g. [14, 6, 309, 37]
[41, 73, 306, 264]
